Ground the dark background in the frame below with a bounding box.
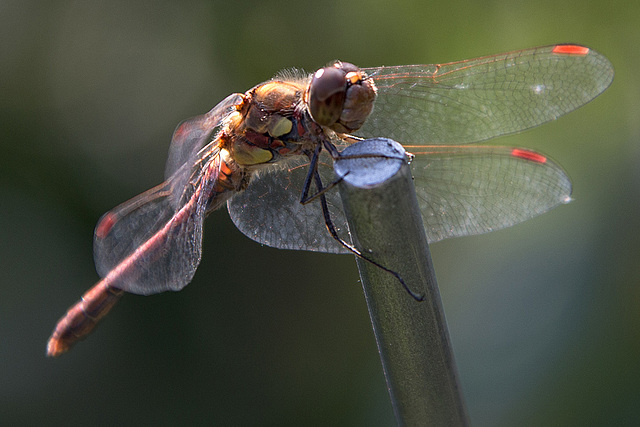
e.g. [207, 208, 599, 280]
[2, 1, 638, 425]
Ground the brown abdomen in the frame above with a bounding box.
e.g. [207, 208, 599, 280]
[46, 281, 124, 357]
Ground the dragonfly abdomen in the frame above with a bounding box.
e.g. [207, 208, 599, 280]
[46, 281, 124, 357]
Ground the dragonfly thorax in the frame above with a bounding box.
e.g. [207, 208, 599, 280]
[228, 80, 311, 167]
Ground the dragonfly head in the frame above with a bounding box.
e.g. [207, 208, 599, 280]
[306, 61, 377, 134]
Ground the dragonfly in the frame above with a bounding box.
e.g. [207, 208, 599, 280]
[47, 44, 613, 357]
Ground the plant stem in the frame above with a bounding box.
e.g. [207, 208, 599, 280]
[335, 138, 469, 427]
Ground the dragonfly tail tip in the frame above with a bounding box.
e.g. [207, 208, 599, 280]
[46, 336, 68, 358]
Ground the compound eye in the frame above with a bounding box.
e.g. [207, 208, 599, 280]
[308, 66, 347, 126]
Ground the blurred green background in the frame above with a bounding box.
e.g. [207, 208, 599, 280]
[1, 1, 638, 425]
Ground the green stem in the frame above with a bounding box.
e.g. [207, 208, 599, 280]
[335, 138, 469, 427]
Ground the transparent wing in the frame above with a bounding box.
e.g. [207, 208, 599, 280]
[359, 44, 614, 144]
[227, 142, 571, 251]
[94, 182, 174, 278]
[93, 147, 222, 295]
[227, 151, 351, 254]
[164, 93, 242, 207]
[408, 145, 572, 242]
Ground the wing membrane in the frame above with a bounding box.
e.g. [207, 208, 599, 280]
[408, 145, 572, 242]
[164, 93, 242, 208]
[227, 152, 351, 254]
[93, 147, 223, 295]
[359, 45, 613, 143]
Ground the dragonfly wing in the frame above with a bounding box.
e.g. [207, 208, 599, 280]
[164, 93, 243, 206]
[360, 45, 613, 144]
[93, 148, 222, 295]
[409, 145, 572, 243]
[227, 152, 351, 254]
[94, 182, 173, 278]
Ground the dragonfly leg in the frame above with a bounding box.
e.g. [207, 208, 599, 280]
[298, 144, 348, 205]
[305, 151, 424, 301]
[300, 145, 344, 205]
[300, 140, 405, 205]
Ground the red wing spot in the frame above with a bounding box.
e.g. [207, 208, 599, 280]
[511, 148, 547, 164]
[95, 213, 116, 239]
[552, 45, 590, 56]
[173, 122, 191, 142]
